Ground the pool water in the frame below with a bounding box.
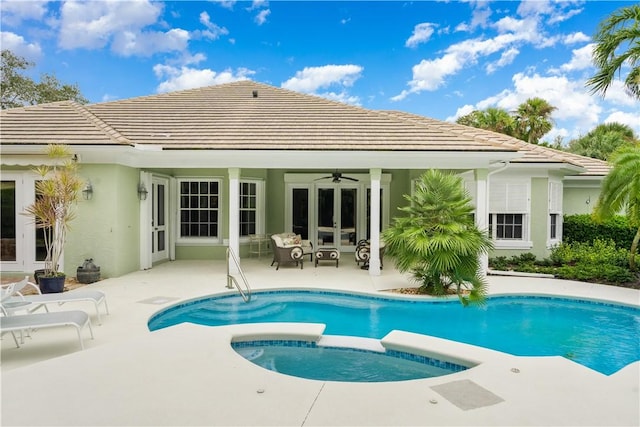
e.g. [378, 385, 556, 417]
[148, 290, 640, 375]
[232, 340, 468, 382]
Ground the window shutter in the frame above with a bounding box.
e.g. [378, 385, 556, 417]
[506, 183, 528, 212]
[490, 181, 507, 212]
[549, 182, 562, 213]
[490, 181, 528, 213]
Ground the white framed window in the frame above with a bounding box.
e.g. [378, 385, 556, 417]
[178, 179, 221, 242]
[489, 214, 525, 239]
[549, 181, 563, 243]
[239, 179, 265, 237]
[489, 180, 531, 248]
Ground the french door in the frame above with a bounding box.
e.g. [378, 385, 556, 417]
[315, 185, 358, 251]
[0, 173, 43, 272]
[151, 177, 169, 263]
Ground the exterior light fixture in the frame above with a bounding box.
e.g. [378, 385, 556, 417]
[82, 180, 93, 200]
[138, 182, 148, 200]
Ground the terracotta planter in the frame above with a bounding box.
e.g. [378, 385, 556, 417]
[38, 274, 66, 294]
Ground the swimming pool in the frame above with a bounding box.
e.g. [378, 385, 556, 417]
[232, 340, 468, 382]
[148, 290, 640, 375]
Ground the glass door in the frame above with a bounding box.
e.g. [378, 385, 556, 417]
[316, 186, 358, 251]
[152, 177, 169, 263]
[0, 173, 42, 272]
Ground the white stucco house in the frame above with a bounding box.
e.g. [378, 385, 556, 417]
[0, 80, 608, 279]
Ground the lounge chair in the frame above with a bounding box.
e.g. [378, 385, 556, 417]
[0, 310, 94, 350]
[2, 279, 109, 325]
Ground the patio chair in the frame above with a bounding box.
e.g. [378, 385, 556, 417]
[355, 239, 385, 269]
[0, 309, 94, 350]
[2, 278, 109, 325]
[270, 234, 307, 270]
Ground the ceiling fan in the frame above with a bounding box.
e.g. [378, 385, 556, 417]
[315, 171, 359, 183]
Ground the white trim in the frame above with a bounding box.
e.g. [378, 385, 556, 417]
[239, 178, 265, 238]
[139, 171, 153, 270]
[494, 240, 533, 249]
[228, 168, 240, 274]
[175, 177, 223, 245]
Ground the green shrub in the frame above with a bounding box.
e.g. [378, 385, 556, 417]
[490, 239, 637, 285]
[563, 214, 634, 248]
[490, 256, 509, 270]
[550, 239, 629, 268]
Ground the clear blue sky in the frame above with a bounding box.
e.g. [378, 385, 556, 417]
[2, 0, 638, 143]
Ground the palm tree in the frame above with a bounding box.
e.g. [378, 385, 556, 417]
[456, 108, 515, 136]
[382, 170, 493, 306]
[593, 146, 640, 270]
[586, 4, 640, 100]
[514, 97, 556, 144]
[568, 122, 638, 160]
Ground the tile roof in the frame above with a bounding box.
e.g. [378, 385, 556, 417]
[1, 80, 609, 175]
[383, 111, 610, 176]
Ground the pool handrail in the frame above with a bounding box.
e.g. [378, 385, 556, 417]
[226, 247, 252, 303]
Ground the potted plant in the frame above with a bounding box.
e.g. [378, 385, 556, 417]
[24, 144, 83, 293]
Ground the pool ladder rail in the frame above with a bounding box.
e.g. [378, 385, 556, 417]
[226, 247, 252, 303]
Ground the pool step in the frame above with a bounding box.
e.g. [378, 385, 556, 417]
[186, 303, 287, 323]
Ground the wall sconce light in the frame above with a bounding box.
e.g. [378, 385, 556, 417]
[138, 182, 148, 200]
[82, 180, 93, 200]
[585, 196, 591, 205]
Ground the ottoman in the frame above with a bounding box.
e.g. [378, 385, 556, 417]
[315, 248, 340, 267]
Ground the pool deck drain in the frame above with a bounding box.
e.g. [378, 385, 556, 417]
[431, 379, 505, 410]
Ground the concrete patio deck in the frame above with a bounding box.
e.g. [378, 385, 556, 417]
[1, 259, 639, 426]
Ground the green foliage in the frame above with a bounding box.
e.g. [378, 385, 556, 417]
[563, 214, 635, 248]
[549, 239, 630, 268]
[567, 123, 639, 161]
[383, 170, 493, 306]
[586, 4, 640, 100]
[514, 97, 557, 144]
[594, 145, 640, 270]
[1, 50, 88, 109]
[456, 98, 556, 144]
[489, 239, 638, 285]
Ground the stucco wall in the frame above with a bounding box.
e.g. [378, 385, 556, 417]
[66, 164, 140, 278]
[564, 186, 600, 215]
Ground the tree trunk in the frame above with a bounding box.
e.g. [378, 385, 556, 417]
[630, 226, 640, 271]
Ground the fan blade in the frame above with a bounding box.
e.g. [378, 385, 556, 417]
[342, 176, 359, 182]
[314, 176, 333, 181]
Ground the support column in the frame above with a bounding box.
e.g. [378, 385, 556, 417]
[139, 171, 152, 270]
[369, 168, 382, 276]
[475, 169, 489, 275]
[228, 168, 240, 274]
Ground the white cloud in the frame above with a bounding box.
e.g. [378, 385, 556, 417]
[486, 47, 519, 74]
[601, 80, 639, 108]
[0, 0, 49, 27]
[111, 28, 189, 57]
[604, 111, 640, 135]
[255, 9, 270, 25]
[405, 23, 436, 48]
[213, 1, 236, 10]
[198, 11, 229, 40]
[558, 43, 594, 72]
[564, 32, 590, 45]
[154, 64, 254, 93]
[317, 91, 361, 106]
[58, 0, 176, 55]
[281, 64, 363, 93]
[0, 31, 42, 60]
[456, 1, 492, 32]
[455, 72, 605, 139]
